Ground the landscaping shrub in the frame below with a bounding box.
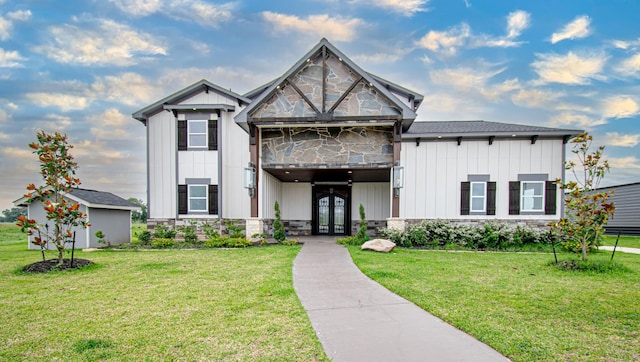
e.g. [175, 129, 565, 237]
[178, 223, 199, 243]
[379, 219, 554, 251]
[153, 225, 176, 239]
[204, 236, 251, 248]
[135, 230, 151, 245]
[151, 238, 176, 248]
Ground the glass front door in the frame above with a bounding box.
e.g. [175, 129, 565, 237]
[314, 186, 349, 235]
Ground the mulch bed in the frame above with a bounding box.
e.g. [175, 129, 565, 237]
[22, 258, 92, 273]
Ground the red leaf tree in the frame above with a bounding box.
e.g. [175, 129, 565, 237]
[16, 131, 89, 265]
[552, 133, 615, 261]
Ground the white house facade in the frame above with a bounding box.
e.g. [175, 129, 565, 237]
[133, 39, 581, 237]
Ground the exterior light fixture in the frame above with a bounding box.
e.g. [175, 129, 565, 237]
[243, 162, 256, 198]
[393, 163, 404, 197]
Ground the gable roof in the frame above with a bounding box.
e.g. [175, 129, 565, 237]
[14, 188, 140, 211]
[403, 120, 582, 139]
[235, 38, 421, 131]
[132, 79, 252, 124]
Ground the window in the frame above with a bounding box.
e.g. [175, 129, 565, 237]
[188, 185, 208, 212]
[521, 181, 544, 212]
[461, 180, 496, 215]
[470, 182, 486, 212]
[188, 120, 207, 148]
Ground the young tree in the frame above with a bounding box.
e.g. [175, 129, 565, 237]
[273, 200, 286, 243]
[16, 131, 89, 265]
[552, 133, 615, 261]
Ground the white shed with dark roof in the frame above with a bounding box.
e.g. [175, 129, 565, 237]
[14, 188, 140, 249]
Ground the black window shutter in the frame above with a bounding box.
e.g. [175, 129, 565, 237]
[545, 180, 557, 215]
[178, 121, 187, 150]
[208, 185, 218, 215]
[208, 120, 217, 150]
[509, 181, 520, 215]
[486, 182, 496, 215]
[460, 182, 470, 215]
[178, 185, 187, 214]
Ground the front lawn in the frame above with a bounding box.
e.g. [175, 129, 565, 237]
[348, 247, 640, 362]
[601, 234, 640, 249]
[0, 227, 327, 361]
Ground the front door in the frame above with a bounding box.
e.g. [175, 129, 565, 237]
[313, 186, 350, 235]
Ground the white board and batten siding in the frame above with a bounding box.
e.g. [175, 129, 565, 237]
[400, 138, 564, 220]
[147, 110, 177, 219]
[351, 183, 390, 221]
[221, 109, 251, 219]
[259, 172, 312, 220]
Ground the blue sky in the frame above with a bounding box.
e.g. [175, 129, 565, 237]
[1, 0, 639, 211]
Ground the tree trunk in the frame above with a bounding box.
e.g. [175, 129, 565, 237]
[581, 236, 588, 261]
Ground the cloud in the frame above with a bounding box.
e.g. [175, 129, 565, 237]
[0, 14, 11, 40]
[609, 156, 640, 169]
[417, 23, 470, 55]
[0, 47, 23, 67]
[35, 18, 167, 66]
[548, 112, 604, 129]
[92, 72, 158, 106]
[511, 88, 563, 108]
[506, 10, 530, 39]
[110, 0, 235, 27]
[602, 96, 640, 119]
[551, 15, 591, 44]
[419, 11, 530, 55]
[109, 0, 161, 16]
[603, 132, 640, 147]
[0, 108, 7, 122]
[25, 93, 90, 111]
[348, 0, 428, 16]
[262, 12, 363, 42]
[616, 53, 640, 77]
[531, 51, 607, 85]
[2, 146, 33, 159]
[429, 65, 519, 101]
[7, 9, 32, 21]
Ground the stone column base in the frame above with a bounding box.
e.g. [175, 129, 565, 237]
[245, 218, 264, 239]
[386, 218, 406, 232]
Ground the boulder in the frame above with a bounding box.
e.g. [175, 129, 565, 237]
[361, 239, 396, 252]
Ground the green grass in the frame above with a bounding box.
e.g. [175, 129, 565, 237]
[601, 234, 640, 249]
[131, 222, 147, 243]
[0, 222, 26, 245]
[0, 224, 327, 361]
[348, 247, 640, 362]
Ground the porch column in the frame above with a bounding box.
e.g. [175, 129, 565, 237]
[249, 124, 259, 217]
[392, 121, 402, 217]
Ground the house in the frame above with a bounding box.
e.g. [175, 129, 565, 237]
[132, 38, 581, 237]
[594, 182, 640, 236]
[14, 188, 140, 249]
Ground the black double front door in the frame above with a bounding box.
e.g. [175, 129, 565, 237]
[313, 186, 350, 235]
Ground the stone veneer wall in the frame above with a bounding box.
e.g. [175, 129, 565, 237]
[351, 220, 386, 236]
[262, 126, 393, 167]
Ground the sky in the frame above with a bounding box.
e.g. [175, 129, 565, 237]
[0, 0, 639, 212]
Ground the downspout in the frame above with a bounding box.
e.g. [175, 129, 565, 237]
[560, 138, 567, 219]
[217, 110, 223, 219]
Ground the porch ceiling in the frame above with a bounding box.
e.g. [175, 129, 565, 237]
[264, 167, 390, 183]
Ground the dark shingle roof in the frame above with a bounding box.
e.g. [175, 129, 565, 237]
[404, 120, 582, 138]
[69, 189, 139, 209]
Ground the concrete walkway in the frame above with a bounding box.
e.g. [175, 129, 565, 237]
[293, 237, 510, 362]
[599, 246, 640, 254]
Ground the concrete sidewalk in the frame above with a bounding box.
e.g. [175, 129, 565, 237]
[599, 246, 640, 254]
[293, 237, 510, 362]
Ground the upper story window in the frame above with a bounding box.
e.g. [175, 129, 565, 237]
[470, 182, 486, 212]
[188, 120, 208, 148]
[521, 181, 544, 212]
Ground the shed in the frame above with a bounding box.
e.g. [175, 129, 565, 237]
[596, 182, 640, 236]
[14, 188, 140, 249]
